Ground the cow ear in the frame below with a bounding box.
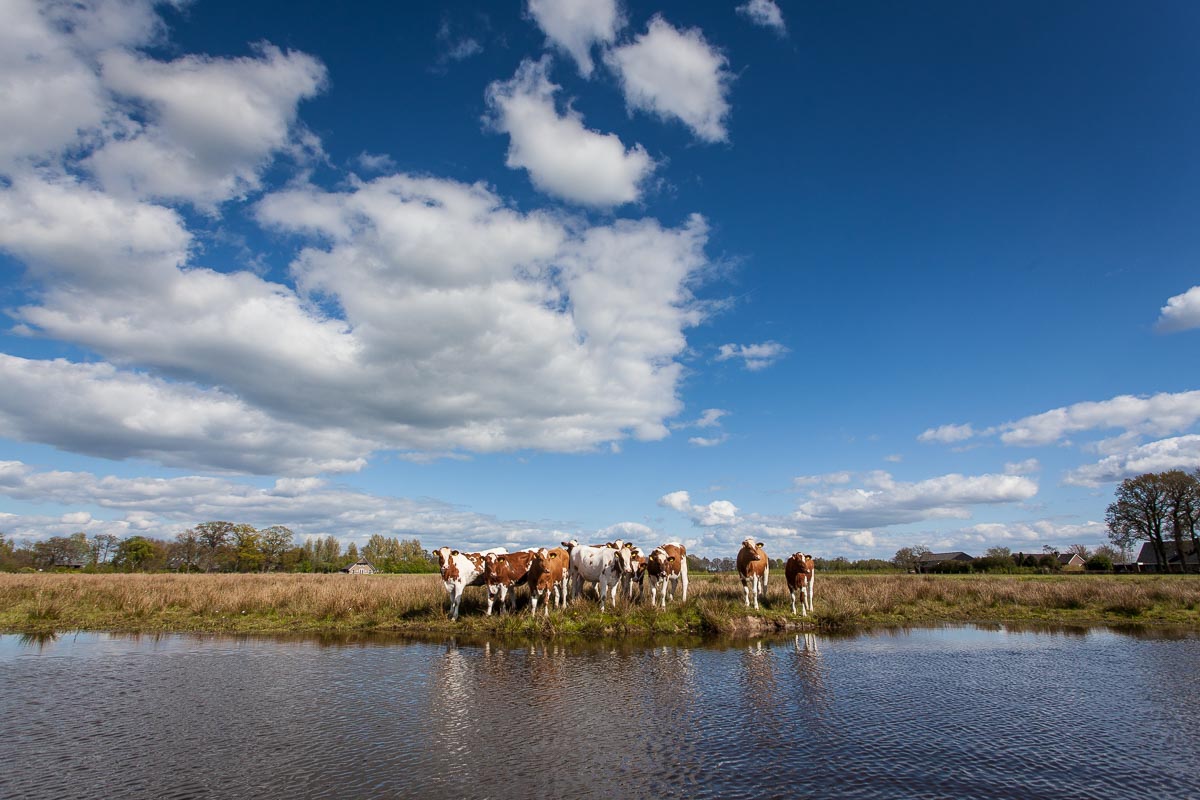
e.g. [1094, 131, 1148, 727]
[450, 550, 459, 556]
[757, 542, 765, 549]
[667, 556, 675, 563]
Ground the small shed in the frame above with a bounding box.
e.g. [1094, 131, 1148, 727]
[340, 559, 377, 575]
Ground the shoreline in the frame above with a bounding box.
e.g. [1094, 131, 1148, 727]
[3, 571, 1199, 639]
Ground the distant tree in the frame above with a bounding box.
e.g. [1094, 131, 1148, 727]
[172, 529, 202, 572]
[258, 526, 295, 572]
[114, 536, 155, 571]
[195, 521, 235, 571]
[892, 545, 930, 573]
[1065, 544, 1090, 560]
[89, 533, 118, 566]
[1086, 553, 1113, 572]
[1107, 474, 1171, 571]
[985, 546, 1013, 560]
[231, 525, 262, 572]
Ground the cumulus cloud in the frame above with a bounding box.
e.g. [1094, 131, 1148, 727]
[1156, 286, 1200, 333]
[486, 57, 655, 206]
[88, 45, 326, 207]
[715, 341, 788, 370]
[0, 0, 722, 477]
[793, 470, 1038, 532]
[1064, 435, 1200, 487]
[658, 490, 740, 527]
[605, 15, 733, 142]
[0, 354, 371, 475]
[996, 391, 1200, 446]
[736, 0, 786, 35]
[688, 434, 728, 447]
[526, 0, 622, 77]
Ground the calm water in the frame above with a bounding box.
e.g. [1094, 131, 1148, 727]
[1, 626, 1197, 799]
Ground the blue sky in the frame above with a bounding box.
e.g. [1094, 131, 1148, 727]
[2, 0, 1199, 560]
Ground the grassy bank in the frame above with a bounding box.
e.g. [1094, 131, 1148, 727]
[2, 571, 1199, 638]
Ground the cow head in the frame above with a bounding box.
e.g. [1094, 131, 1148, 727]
[649, 547, 669, 572]
[609, 542, 634, 575]
[561, 539, 579, 552]
[741, 538, 761, 557]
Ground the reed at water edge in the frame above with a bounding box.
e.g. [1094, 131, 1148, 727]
[2, 571, 1199, 637]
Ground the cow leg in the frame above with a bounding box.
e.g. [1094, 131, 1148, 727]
[486, 588, 496, 616]
[807, 574, 815, 614]
[449, 586, 461, 621]
[742, 579, 751, 608]
[680, 572, 688, 602]
[790, 588, 797, 614]
[530, 589, 539, 616]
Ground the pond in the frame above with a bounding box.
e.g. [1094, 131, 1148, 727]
[1, 626, 1197, 799]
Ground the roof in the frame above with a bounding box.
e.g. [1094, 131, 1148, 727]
[918, 551, 974, 563]
[1134, 541, 1199, 565]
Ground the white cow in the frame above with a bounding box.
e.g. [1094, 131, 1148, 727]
[435, 546, 506, 620]
[562, 539, 631, 612]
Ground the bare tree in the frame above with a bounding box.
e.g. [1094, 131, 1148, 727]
[1107, 474, 1170, 571]
[195, 521, 234, 572]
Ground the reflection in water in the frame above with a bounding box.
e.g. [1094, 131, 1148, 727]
[1, 628, 1199, 799]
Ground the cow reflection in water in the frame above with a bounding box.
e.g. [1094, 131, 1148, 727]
[789, 634, 831, 715]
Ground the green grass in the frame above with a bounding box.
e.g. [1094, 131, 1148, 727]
[2, 571, 1199, 638]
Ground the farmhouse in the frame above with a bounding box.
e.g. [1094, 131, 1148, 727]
[917, 552, 974, 573]
[340, 559, 377, 575]
[1132, 542, 1199, 573]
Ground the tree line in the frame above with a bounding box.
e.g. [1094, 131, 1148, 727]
[1107, 469, 1200, 572]
[0, 524, 438, 574]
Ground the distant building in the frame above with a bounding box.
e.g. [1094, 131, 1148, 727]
[917, 551, 974, 573]
[340, 559, 377, 575]
[1132, 542, 1199, 573]
[1056, 553, 1086, 571]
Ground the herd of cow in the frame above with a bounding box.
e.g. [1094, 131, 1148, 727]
[434, 538, 817, 620]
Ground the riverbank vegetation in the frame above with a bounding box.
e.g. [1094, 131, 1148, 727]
[3, 571, 1199, 638]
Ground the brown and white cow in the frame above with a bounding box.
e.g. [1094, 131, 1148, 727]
[527, 547, 571, 616]
[736, 538, 769, 609]
[646, 543, 688, 608]
[785, 552, 816, 616]
[624, 546, 648, 602]
[482, 550, 536, 615]
[436, 546, 507, 620]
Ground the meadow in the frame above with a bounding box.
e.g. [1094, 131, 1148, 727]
[2, 571, 1199, 638]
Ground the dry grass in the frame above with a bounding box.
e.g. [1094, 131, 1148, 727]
[1, 571, 1198, 637]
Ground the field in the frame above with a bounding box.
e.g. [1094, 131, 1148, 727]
[2, 571, 1200, 638]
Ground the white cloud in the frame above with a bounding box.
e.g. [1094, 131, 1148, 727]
[1004, 458, 1041, 476]
[688, 434, 728, 447]
[0, 0, 165, 174]
[605, 15, 733, 143]
[526, 0, 622, 77]
[658, 490, 740, 527]
[917, 423, 976, 444]
[486, 57, 655, 206]
[793, 471, 852, 487]
[736, 0, 786, 35]
[793, 470, 1038, 532]
[715, 341, 788, 370]
[88, 44, 326, 207]
[1064, 435, 1200, 487]
[597, 521, 656, 541]
[1156, 285, 1200, 333]
[0, 460, 566, 553]
[0, 354, 371, 475]
[997, 390, 1200, 446]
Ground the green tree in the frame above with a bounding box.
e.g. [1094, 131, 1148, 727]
[114, 536, 155, 571]
[231, 525, 262, 572]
